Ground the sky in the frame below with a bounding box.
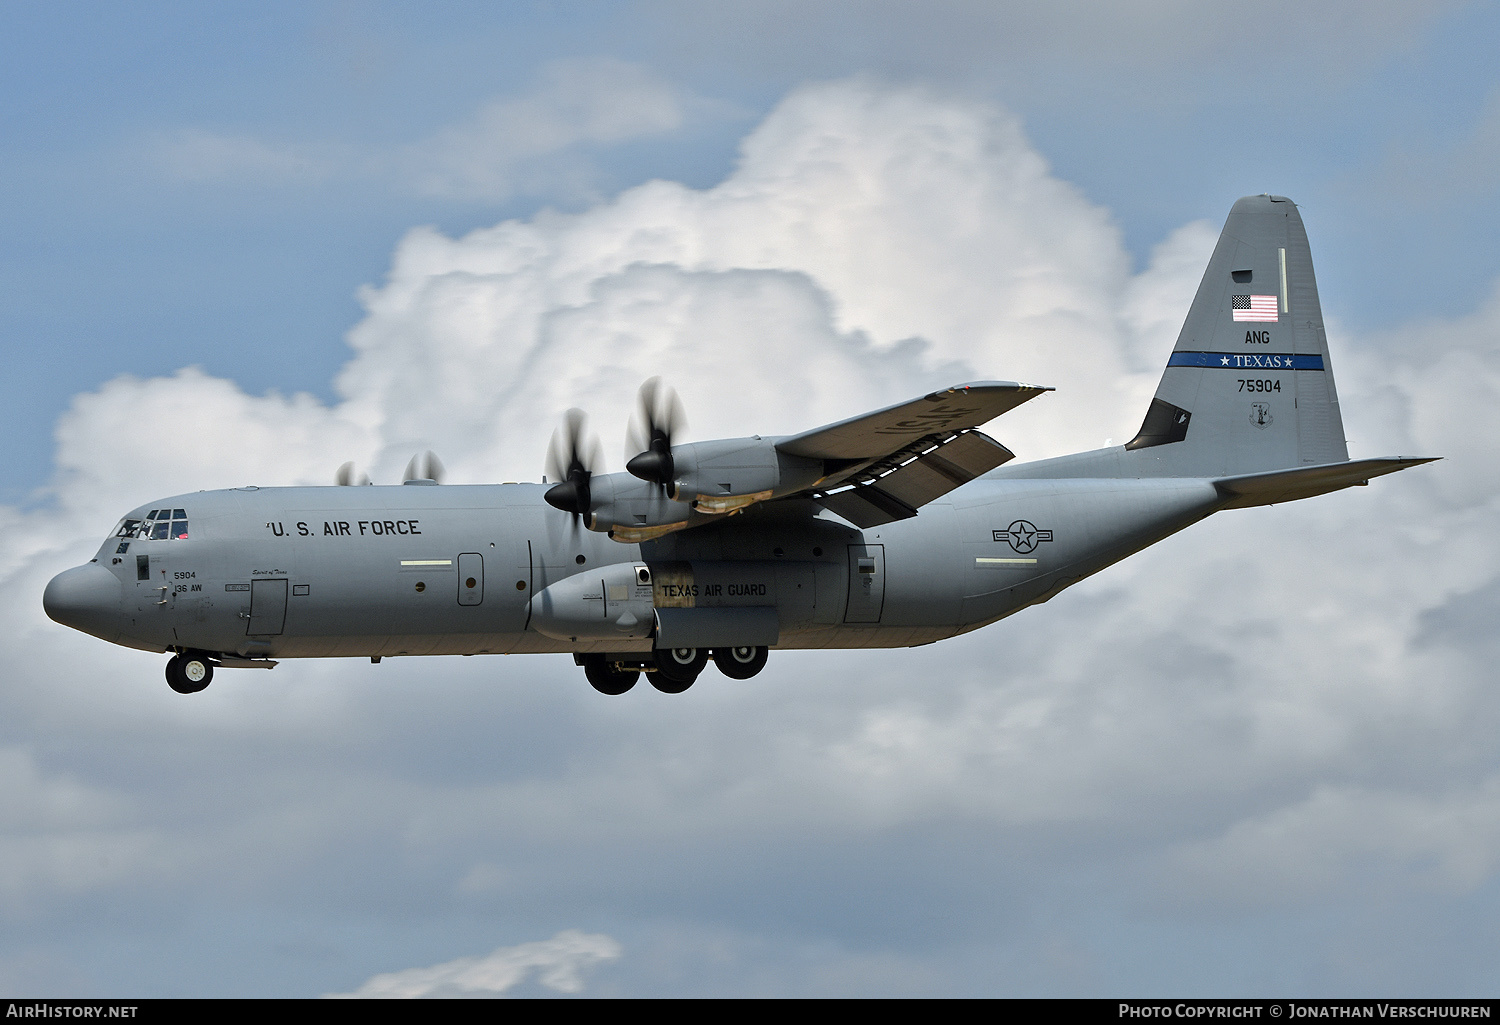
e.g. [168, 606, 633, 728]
[3, 0, 1499, 997]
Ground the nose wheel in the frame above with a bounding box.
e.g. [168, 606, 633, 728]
[165, 653, 213, 694]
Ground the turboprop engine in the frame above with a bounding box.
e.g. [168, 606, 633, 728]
[544, 380, 828, 542]
[566, 440, 826, 541]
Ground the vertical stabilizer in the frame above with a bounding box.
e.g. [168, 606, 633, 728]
[1124, 195, 1348, 476]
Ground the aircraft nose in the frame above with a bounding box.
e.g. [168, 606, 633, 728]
[43, 563, 123, 641]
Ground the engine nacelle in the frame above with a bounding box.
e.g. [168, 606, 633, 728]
[579, 440, 825, 541]
[669, 438, 823, 513]
[528, 562, 656, 642]
[584, 474, 692, 540]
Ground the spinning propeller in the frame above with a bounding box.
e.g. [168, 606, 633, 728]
[334, 462, 371, 486]
[625, 377, 686, 490]
[544, 408, 603, 523]
[403, 451, 446, 484]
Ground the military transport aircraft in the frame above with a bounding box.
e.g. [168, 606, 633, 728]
[44, 195, 1435, 696]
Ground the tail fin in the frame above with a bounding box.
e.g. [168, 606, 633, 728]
[1124, 195, 1348, 476]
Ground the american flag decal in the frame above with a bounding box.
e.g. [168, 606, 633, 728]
[1232, 295, 1278, 322]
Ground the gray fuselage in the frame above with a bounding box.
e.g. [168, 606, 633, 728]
[50, 466, 1223, 662]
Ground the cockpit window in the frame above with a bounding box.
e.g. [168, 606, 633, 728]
[116, 509, 189, 540]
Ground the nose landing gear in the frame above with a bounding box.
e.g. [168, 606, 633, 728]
[165, 653, 213, 694]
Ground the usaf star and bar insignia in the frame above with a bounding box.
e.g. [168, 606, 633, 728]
[992, 519, 1053, 554]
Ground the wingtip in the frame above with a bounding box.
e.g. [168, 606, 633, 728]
[931, 381, 1055, 398]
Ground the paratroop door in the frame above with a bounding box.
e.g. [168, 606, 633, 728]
[247, 579, 288, 635]
[844, 544, 885, 624]
[458, 552, 484, 606]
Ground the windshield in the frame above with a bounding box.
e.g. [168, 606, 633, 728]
[115, 508, 189, 540]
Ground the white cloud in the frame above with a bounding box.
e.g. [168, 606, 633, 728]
[337, 77, 1144, 479]
[1118, 219, 1217, 369]
[327, 930, 621, 997]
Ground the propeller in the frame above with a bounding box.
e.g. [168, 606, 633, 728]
[335, 462, 371, 486]
[544, 408, 603, 521]
[625, 377, 686, 489]
[403, 451, 446, 484]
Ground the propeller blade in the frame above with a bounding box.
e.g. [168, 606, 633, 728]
[335, 462, 371, 486]
[625, 377, 686, 486]
[403, 451, 445, 484]
[544, 409, 602, 520]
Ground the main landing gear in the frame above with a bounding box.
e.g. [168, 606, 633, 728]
[652, 647, 708, 693]
[712, 645, 769, 680]
[165, 652, 214, 694]
[582, 657, 640, 695]
[578, 646, 770, 695]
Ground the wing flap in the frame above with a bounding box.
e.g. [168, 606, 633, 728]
[815, 429, 1015, 528]
[873, 430, 1014, 507]
[816, 487, 919, 529]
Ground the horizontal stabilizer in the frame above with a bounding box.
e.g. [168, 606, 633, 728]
[1214, 457, 1438, 509]
[816, 429, 1014, 527]
[777, 381, 1048, 461]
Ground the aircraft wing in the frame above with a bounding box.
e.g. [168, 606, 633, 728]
[777, 381, 1051, 527]
[776, 382, 1049, 461]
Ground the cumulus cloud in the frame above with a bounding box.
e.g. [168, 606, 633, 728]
[327, 930, 621, 997]
[336, 77, 1147, 483]
[6, 77, 1499, 993]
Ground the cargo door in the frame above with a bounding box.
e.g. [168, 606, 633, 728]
[247, 578, 288, 635]
[844, 544, 885, 624]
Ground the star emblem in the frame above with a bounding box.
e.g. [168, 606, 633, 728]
[1220, 356, 1231, 366]
[1006, 519, 1040, 553]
